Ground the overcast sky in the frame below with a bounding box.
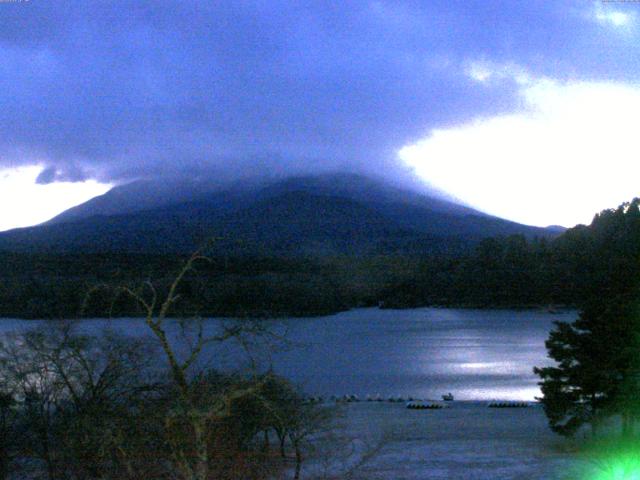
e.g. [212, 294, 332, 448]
[1, 0, 639, 230]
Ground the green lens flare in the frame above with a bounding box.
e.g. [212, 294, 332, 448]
[589, 455, 640, 480]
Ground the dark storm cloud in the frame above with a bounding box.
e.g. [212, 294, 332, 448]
[0, 0, 638, 186]
[35, 164, 87, 184]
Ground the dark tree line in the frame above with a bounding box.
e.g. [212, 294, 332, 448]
[2, 199, 640, 323]
[535, 199, 640, 437]
[0, 219, 627, 320]
[381, 199, 640, 311]
[378, 235, 557, 308]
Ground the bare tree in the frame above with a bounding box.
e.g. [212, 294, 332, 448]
[0, 323, 161, 480]
[110, 250, 281, 480]
[0, 247, 329, 480]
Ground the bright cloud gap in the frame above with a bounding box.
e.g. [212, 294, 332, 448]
[0, 166, 111, 232]
[593, 2, 637, 29]
[400, 75, 640, 228]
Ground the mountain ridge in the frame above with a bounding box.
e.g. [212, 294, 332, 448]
[0, 173, 560, 255]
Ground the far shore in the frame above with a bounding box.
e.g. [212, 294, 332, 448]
[0, 303, 578, 321]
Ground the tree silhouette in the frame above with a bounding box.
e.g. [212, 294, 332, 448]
[536, 199, 640, 437]
[535, 293, 640, 436]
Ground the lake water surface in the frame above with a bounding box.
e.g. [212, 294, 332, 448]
[268, 308, 576, 401]
[0, 307, 576, 401]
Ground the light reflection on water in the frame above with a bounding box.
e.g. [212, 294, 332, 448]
[267, 307, 576, 401]
[0, 307, 576, 401]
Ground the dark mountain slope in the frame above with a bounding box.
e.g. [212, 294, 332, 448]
[0, 174, 557, 255]
[46, 173, 471, 226]
[46, 177, 227, 224]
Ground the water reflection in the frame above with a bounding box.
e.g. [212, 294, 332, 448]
[0, 307, 575, 401]
[270, 307, 575, 401]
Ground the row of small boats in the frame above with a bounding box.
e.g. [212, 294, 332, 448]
[406, 401, 446, 410]
[407, 400, 530, 410]
[305, 395, 531, 409]
[487, 402, 529, 408]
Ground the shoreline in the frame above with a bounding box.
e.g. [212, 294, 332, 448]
[0, 303, 577, 321]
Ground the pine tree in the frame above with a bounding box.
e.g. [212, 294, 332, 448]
[535, 296, 640, 436]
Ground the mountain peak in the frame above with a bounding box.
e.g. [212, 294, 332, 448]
[0, 171, 559, 256]
[46, 172, 468, 226]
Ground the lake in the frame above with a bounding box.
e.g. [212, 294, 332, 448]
[0, 307, 575, 401]
[267, 307, 575, 401]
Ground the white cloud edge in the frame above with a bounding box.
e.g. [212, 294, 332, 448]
[401, 64, 640, 227]
[592, 1, 637, 29]
[465, 60, 534, 86]
[0, 166, 112, 231]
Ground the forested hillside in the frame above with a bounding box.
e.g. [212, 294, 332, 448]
[0, 198, 637, 319]
[381, 199, 640, 308]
